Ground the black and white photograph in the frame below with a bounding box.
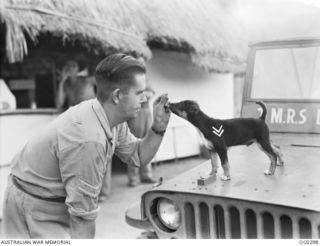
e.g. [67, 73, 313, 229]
[0, 0, 319, 242]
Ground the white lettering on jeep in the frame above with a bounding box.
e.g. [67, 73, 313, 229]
[299, 109, 307, 124]
[269, 108, 307, 125]
[287, 108, 295, 124]
[271, 108, 283, 124]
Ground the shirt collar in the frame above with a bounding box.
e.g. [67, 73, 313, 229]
[91, 98, 114, 142]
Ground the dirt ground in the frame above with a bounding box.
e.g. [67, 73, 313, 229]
[0, 156, 206, 239]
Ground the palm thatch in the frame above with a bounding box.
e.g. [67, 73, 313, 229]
[0, 0, 248, 73]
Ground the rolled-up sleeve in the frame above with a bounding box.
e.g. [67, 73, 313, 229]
[114, 122, 141, 167]
[58, 141, 106, 221]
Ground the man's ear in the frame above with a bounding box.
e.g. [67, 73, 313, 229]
[112, 88, 121, 104]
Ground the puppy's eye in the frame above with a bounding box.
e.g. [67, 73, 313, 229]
[189, 106, 199, 114]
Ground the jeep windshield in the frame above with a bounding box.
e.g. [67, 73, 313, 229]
[251, 46, 320, 101]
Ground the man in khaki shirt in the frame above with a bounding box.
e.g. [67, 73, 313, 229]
[2, 53, 171, 238]
[127, 84, 156, 186]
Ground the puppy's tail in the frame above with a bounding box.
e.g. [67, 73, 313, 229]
[256, 101, 267, 120]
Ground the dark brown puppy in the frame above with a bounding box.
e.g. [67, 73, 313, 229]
[169, 100, 283, 180]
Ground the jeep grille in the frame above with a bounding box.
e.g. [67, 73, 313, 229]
[144, 192, 320, 239]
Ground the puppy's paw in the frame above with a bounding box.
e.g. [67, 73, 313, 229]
[220, 175, 231, 181]
[277, 161, 284, 166]
[264, 169, 275, 175]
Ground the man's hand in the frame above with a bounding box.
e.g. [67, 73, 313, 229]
[152, 94, 171, 132]
[138, 94, 171, 165]
[70, 215, 95, 238]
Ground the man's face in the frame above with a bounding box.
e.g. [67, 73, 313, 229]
[118, 73, 147, 119]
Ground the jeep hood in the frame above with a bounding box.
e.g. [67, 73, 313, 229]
[149, 133, 320, 212]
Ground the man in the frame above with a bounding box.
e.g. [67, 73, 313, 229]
[2, 53, 171, 238]
[99, 84, 156, 200]
[127, 84, 156, 187]
[0, 79, 16, 110]
[56, 60, 96, 111]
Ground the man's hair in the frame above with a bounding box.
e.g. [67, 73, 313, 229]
[95, 53, 146, 102]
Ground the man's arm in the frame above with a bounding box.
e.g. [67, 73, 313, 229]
[56, 77, 67, 109]
[138, 94, 170, 165]
[56, 63, 78, 109]
[70, 215, 95, 239]
[59, 142, 105, 238]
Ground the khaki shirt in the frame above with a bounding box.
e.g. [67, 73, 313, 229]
[11, 98, 141, 221]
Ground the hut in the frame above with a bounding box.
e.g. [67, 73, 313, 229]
[0, 0, 247, 160]
[1, 0, 246, 70]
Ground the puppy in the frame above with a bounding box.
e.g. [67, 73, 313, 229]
[169, 100, 284, 181]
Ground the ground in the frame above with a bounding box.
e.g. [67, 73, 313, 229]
[95, 156, 205, 238]
[0, 156, 206, 239]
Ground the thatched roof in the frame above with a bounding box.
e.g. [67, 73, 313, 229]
[0, 0, 248, 73]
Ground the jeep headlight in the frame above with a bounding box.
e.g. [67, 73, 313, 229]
[157, 198, 181, 230]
